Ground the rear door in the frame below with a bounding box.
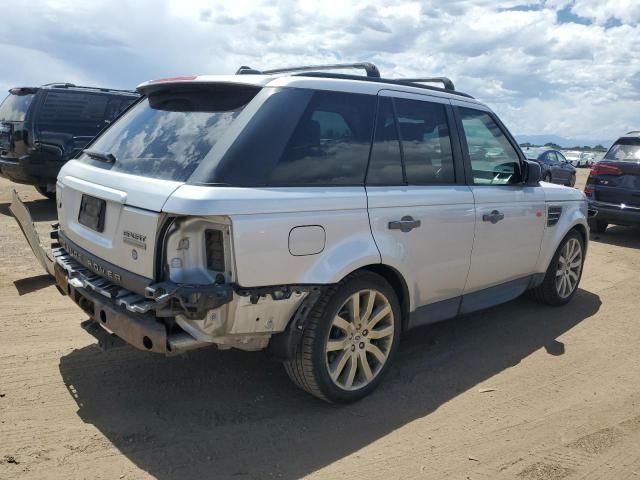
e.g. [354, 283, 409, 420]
[547, 152, 563, 183]
[453, 102, 545, 302]
[555, 152, 573, 183]
[366, 91, 475, 322]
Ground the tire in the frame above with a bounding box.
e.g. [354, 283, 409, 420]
[34, 185, 56, 201]
[529, 230, 585, 306]
[284, 271, 401, 403]
[544, 173, 552, 183]
[588, 219, 608, 234]
[568, 174, 576, 187]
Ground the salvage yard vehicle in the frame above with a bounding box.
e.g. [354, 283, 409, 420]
[11, 63, 589, 403]
[585, 131, 640, 233]
[0, 83, 139, 199]
[529, 149, 577, 186]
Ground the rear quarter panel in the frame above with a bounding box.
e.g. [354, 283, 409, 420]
[163, 186, 381, 287]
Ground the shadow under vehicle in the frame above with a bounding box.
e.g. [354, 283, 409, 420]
[59, 289, 600, 479]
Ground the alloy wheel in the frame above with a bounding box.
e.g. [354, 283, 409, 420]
[324, 289, 395, 391]
[555, 238, 583, 298]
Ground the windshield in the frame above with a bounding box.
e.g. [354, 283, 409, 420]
[81, 84, 260, 181]
[0, 92, 35, 121]
[605, 138, 640, 162]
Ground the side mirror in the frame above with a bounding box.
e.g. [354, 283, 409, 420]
[523, 160, 541, 186]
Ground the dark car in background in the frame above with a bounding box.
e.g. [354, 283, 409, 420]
[0, 84, 139, 198]
[529, 149, 577, 187]
[585, 132, 640, 233]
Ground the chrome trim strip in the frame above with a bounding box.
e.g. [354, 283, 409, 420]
[590, 200, 640, 211]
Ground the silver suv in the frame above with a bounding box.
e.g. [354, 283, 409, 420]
[13, 63, 589, 403]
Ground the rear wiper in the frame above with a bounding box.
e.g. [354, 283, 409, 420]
[83, 149, 116, 163]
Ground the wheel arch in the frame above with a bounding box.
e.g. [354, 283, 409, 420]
[267, 262, 411, 360]
[359, 264, 411, 332]
[571, 223, 588, 253]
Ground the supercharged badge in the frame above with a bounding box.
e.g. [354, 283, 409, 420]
[123, 230, 147, 250]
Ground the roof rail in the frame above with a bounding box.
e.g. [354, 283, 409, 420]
[237, 62, 381, 78]
[42, 82, 76, 88]
[626, 130, 640, 135]
[41, 83, 138, 95]
[390, 77, 455, 91]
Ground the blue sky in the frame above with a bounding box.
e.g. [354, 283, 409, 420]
[0, 0, 638, 141]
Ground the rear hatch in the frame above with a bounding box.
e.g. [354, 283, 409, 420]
[0, 88, 37, 157]
[588, 138, 640, 207]
[57, 81, 261, 282]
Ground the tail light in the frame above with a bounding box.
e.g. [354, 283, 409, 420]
[205, 229, 225, 272]
[590, 164, 622, 176]
[584, 185, 594, 197]
[164, 218, 231, 285]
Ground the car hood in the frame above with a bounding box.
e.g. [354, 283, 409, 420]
[541, 181, 586, 202]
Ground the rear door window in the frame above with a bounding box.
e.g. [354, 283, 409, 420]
[81, 84, 259, 181]
[459, 108, 522, 185]
[0, 92, 35, 122]
[104, 95, 138, 123]
[366, 97, 403, 186]
[40, 91, 109, 129]
[395, 98, 455, 185]
[268, 91, 376, 186]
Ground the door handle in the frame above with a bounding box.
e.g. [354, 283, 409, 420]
[388, 216, 421, 232]
[482, 210, 505, 224]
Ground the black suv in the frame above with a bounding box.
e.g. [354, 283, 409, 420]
[585, 131, 640, 233]
[0, 84, 139, 198]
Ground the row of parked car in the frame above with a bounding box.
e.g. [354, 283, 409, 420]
[524, 140, 640, 234]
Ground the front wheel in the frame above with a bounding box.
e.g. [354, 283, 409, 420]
[529, 230, 585, 306]
[543, 173, 552, 183]
[284, 271, 401, 403]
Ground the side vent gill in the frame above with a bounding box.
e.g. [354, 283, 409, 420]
[547, 205, 563, 226]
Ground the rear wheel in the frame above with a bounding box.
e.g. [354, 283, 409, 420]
[588, 219, 608, 234]
[284, 271, 401, 403]
[568, 174, 576, 187]
[544, 173, 552, 183]
[529, 230, 584, 306]
[34, 185, 55, 201]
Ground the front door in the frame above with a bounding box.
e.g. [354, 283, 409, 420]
[366, 91, 475, 324]
[453, 104, 546, 306]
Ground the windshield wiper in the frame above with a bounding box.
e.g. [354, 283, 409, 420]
[83, 149, 116, 163]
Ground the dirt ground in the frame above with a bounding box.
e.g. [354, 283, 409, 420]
[1, 170, 639, 480]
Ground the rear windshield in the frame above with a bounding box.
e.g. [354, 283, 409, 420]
[80, 84, 259, 181]
[605, 138, 640, 162]
[0, 92, 35, 121]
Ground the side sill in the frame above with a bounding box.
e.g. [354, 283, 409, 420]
[458, 276, 531, 315]
[408, 297, 461, 329]
[407, 275, 535, 330]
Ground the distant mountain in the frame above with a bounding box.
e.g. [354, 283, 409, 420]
[515, 134, 613, 149]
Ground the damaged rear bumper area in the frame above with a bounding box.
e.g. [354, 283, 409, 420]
[10, 189, 233, 355]
[53, 245, 233, 355]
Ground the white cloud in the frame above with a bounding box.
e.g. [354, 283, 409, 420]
[0, 0, 638, 141]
